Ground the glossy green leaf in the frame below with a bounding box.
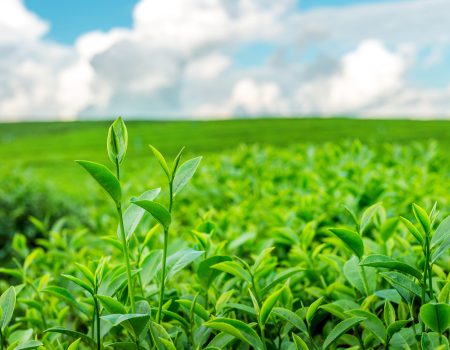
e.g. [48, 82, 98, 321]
[43, 286, 87, 314]
[67, 338, 81, 350]
[211, 261, 252, 284]
[149, 145, 170, 179]
[76, 160, 121, 204]
[102, 313, 150, 338]
[272, 307, 308, 335]
[204, 318, 264, 350]
[381, 272, 422, 303]
[322, 316, 365, 350]
[360, 202, 382, 233]
[292, 333, 309, 350]
[176, 299, 209, 321]
[306, 297, 324, 326]
[61, 274, 95, 296]
[387, 319, 411, 338]
[420, 303, 450, 333]
[197, 255, 232, 287]
[0, 286, 16, 329]
[172, 156, 202, 196]
[97, 295, 127, 314]
[121, 188, 161, 240]
[107, 116, 128, 165]
[44, 327, 96, 346]
[260, 285, 285, 325]
[360, 254, 422, 280]
[348, 309, 387, 343]
[164, 248, 204, 282]
[412, 203, 431, 234]
[14, 340, 44, 350]
[329, 228, 364, 258]
[431, 215, 450, 248]
[131, 200, 171, 229]
[400, 216, 424, 245]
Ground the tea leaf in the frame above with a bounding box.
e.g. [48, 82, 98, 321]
[76, 160, 121, 204]
[131, 199, 171, 229]
[260, 285, 285, 325]
[172, 156, 202, 196]
[204, 318, 264, 350]
[107, 116, 128, 165]
[360, 254, 422, 280]
[0, 286, 16, 329]
[322, 316, 365, 349]
[329, 228, 364, 258]
[420, 303, 450, 334]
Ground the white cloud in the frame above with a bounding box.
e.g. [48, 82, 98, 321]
[1, 0, 450, 120]
[296, 40, 407, 115]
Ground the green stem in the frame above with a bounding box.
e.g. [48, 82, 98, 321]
[0, 329, 3, 350]
[117, 205, 136, 313]
[157, 228, 169, 324]
[157, 179, 174, 324]
[94, 296, 101, 350]
[260, 325, 267, 350]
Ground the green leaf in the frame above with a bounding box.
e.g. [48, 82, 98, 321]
[400, 217, 424, 245]
[412, 203, 431, 234]
[42, 286, 88, 315]
[14, 340, 43, 350]
[421, 332, 449, 349]
[329, 228, 364, 258]
[97, 295, 127, 314]
[44, 327, 96, 346]
[131, 200, 171, 229]
[172, 156, 202, 196]
[121, 188, 161, 240]
[102, 314, 150, 338]
[387, 319, 411, 338]
[431, 215, 450, 248]
[107, 116, 128, 165]
[260, 285, 285, 325]
[343, 256, 376, 296]
[360, 254, 422, 280]
[0, 286, 16, 329]
[322, 316, 365, 350]
[62, 274, 95, 296]
[176, 299, 209, 321]
[381, 272, 422, 303]
[292, 333, 309, 350]
[432, 235, 450, 263]
[260, 267, 305, 296]
[380, 217, 399, 241]
[171, 146, 185, 175]
[74, 263, 95, 287]
[149, 145, 170, 179]
[67, 338, 81, 350]
[306, 297, 324, 326]
[211, 261, 252, 284]
[360, 202, 382, 233]
[272, 307, 308, 335]
[197, 255, 232, 287]
[204, 318, 264, 350]
[420, 303, 450, 333]
[76, 161, 121, 204]
[347, 309, 387, 343]
[164, 248, 204, 282]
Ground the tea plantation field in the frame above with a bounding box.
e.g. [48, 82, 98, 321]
[1, 118, 450, 349]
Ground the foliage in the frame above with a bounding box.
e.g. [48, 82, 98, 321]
[1, 118, 450, 349]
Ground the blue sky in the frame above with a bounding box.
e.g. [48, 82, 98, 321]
[25, 0, 389, 44]
[2, 0, 450, 120]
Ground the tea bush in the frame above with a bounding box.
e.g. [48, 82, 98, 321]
[1, 118, 450, 349]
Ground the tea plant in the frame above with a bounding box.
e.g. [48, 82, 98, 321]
[0, 118, 450, 349]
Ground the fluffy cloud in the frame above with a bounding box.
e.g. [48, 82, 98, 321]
[1, 0, 450, 120]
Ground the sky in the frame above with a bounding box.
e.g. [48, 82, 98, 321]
[1, 0, 450, 121]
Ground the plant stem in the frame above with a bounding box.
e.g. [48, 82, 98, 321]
[157, 180, 174, 324]
[260, 325, 267, 350]
[157, 228, 169, 324]
[94, 296, 101, 350]
[117, 204, 136, 313]
[0, 329, 3, 350]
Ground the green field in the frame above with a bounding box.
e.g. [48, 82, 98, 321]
[1, 118, 450, 349]
[2, 118, 450, 194]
